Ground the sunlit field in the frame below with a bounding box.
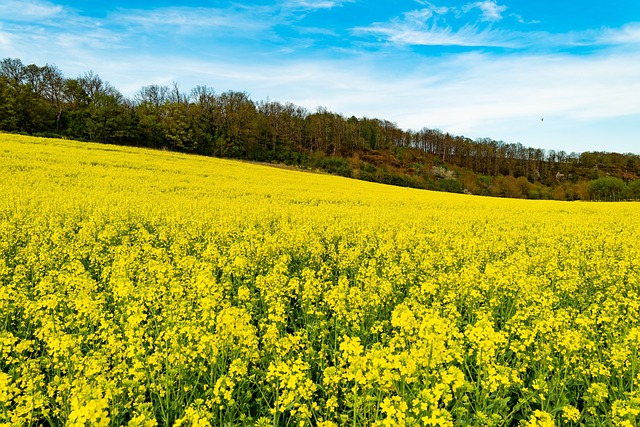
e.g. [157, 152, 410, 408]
[2, 133, 640, 427]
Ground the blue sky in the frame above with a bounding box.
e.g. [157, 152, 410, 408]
[1, 0, 639, 154]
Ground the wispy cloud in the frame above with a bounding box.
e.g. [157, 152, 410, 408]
[414, 1, 450, 15]
[0, 0, 64, 21]
[110, 2, 353, 41]
[355, 3, 640, 50]
[462, 0, 507, 22]
[113, 6, 274, 36]
[282, 0, 355, 10]
[0, 29, 11, 46]
[353, 7, 518, 48]
[598, 23, 640, 44]
[510, 13, 540, 25]
[358, 23, 517, 47]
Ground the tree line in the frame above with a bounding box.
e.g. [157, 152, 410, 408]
[1, 57, 639, 201]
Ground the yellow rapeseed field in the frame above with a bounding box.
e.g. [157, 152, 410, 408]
[1, 133, 640, 427]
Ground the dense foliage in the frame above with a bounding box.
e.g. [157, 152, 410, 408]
[2, 134, 640, 426]
[1, 57, 639, 200]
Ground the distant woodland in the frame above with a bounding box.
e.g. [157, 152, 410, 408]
[2, 57, 639, 201]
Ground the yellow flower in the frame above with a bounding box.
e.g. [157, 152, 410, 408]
[561, 405, 580, 423]
[525, 410, 555, 427]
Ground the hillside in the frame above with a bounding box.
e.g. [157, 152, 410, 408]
[2, 57, 639, 202]
[2, 133, 640, 425]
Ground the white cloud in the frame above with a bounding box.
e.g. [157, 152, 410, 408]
[357, 22, 517, 47]
[414, 1, 449, 14]
[111, 2, 353, 39]
[410, 51, 640, 126]
[114, 6, 273, 35]
[463, 0, 507, 22]
[405, 9, 435, 23]
[355, 6, 640, 49]
[598, 23, 640, 45]
[0, 0, 63, 21]
[0, 30, 11, 46]
[353, 8, 519, 48]
[509, 13, 540, 25]
[283, 0, 354, 10]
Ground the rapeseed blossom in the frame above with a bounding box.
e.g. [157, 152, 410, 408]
[2, 133, 640, 425]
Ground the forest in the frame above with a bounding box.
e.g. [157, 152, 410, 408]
[1, 57, 639, 201]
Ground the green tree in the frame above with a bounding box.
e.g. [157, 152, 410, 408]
[628, 180, 640, 200]
[588, 177, 629, 201]
[214, 91, 257, 158]
[134, 84, 170, 148]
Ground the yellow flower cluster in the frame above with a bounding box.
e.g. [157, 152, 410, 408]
[2, 133, 640, 426]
